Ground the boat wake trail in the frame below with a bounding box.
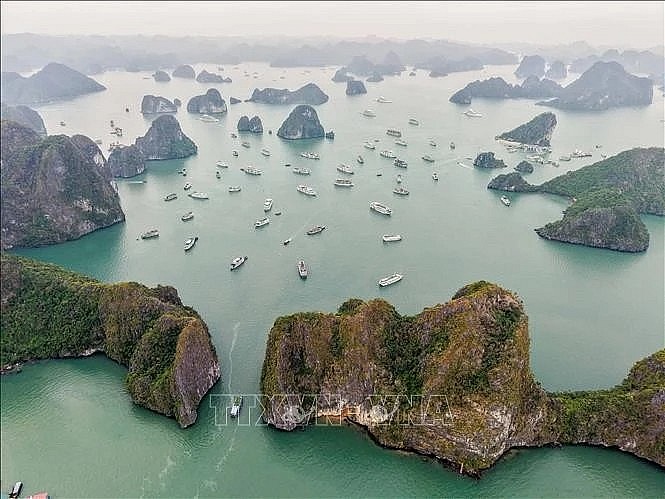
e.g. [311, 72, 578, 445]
[456, 161, 473, 170]
[215, 425, 238, 472]
[226, 322, 240, 392]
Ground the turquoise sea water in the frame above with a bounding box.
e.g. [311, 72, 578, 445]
[1, 63, 664, 497]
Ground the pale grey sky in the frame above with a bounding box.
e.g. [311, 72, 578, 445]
[1, 1, 663, 49]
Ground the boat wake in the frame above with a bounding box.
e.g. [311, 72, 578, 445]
[226, 322, 241, 392]
[456, 161, 473, 170]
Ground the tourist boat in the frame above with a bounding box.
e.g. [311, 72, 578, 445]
[362, 109, 377, 118]
[380, 150, 397, 159]
[184, 236, 198, 251]
[297, 184, 317, 196]
[463, 109, 483, 118]
[386, 128, 402, 137]
[394, 158, 408, 168]
[261, 148, 271, 156]
[293, 167, 311, 175]
[382, 234, 402, 242]
[395, 139, 408, 147]
[232, 150, 239, 157]
[334, 178, 354, 187]
[357, 155, 364, 164]
[571, 149, 592, 158]
[283, 238, 292, 245]
[393, 186, 410, 196]
[432, 172, 439, 181]
[228, 186, 242, 192]
[300, 152, 320, 160]
[141, 229, 159, 239]
[297, 260, 308, 279]
[216, 171, 221, 179]
[376, 96, 392, 103]
[429, 139, 437, 147]
[500, 195, 511, 207]
[164, 193, 177, 201]
[422, 154, 435, 163]
[449, 141, 455, 149]
[378, 273, 403, 287]
[241, 166, 262, 175]
[230, 396, 243, 417]
[306, 225, 326, 235]
[396, 174, 402, 184]
[370, 201, 392, 215]
[9, 482, 23, 499]
[363, 141, 376, 150]
[255, 217, 270, 228]
[241, 141, 251, 148]
[408, 118, 419, 126]
[216, 161, 228, 168]
[337, 164, 354, 175]
[264, 198, 273, 212]
[188, 192, 209, 199]
[183, 182, 192, 190]
[230, 255, 248, 270]
[181, 211, 194, 221]
[199, 114, 219, 123]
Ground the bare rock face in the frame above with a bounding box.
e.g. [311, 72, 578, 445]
[346, 80, 367, 95]
[496, 112, 557, 147]
[332, 68, 352, 82]
[186, 88, 227, 114]
[487, 172, 537, 192]
[1, 103, 46, 135]
[196, 70, 231, 83]
[248, 83, 329, 105]
[108, 144, 146, 178]
[237, 115, 263, 133]
[515, 55, 546, 79]
[172, 65, 195, 79]
[134, 115, 197, 160]
[474, 152, 507, 169]
[141, 95, 178, 114]
[276, 105, 324, 140]
[153, 70, 171, 82]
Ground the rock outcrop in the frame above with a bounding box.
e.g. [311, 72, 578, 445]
[173, 98, 182, 107]
[248, 83, 329, 105]
[449, 76, 562, 104]
[487, 172, 537, 192]
[0, 255, 221, 428]
[140, 95, 178, 114]
[545, 61, 567, 80]
[1, 62, 106, 105]
[229, 97, 241, 105]
[473, 152, 507, 169]
[153, 70, 171, 82]
[539, 61, 653, 111]
[514, 161, 534, 174]
[107, 144, 146, 178]
[515, 55, 546, 79]
[332, 68, 352, 82]
[1, 103, 47, 135]
[277, 105, 324, 140]
[196, 70, 231, 83]
[186, 88, 227, 114]
[346, 80, 367, 95]
[237, 115, 263, 133]
[134, 115, 197, 160]
[0, 121, 124, 249]
[496, 112, 557, 147]
[172, 65, 195, 79]
[366, 72, 384, 82]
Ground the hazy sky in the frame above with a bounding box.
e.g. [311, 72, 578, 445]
[1, 1, 663, 49]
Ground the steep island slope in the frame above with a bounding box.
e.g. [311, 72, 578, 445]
[1, 255, 221, 428]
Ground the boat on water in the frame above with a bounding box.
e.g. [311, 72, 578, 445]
[449, 141, 455, 149]
[376, 96, 392, 103]
[181, 211, 194, 221]
[94, 138, 103, 145]
[261, 148, 271, 156]
[297, 184, 317, 196]
[362, 109, 377, 118]
[200, 114, 220, 123]
[164, 193, 177, 201]
[357, 155, 364, 164]
[184, 236, 198, 251]
[393, 186, 410, 196]
[297, 260, 308, 279]
[370, 201, 392, 215]
[230, 255, 248, 270]
[386, 128, 402, 137]
[500, 195, 511, 207]
[432, 172, 439, 181]
[306, 225, 326, 235]
[378, 273, 403, 287]
[293, 167, 311, 175]
[334, 178, 354, 187]
[216, 171, 221, 179]
[376, 172, 383, 176]
[255, 217, 270, 228]
[230, 396, 243, 418]
[232, 150, 239, 157]
[188, 192, 209, 199]
[429, 139, 437, 147]
[394, 158, 408, 168]
[337, 164, 354, 174]
[283, 238, 291, 245]
[463, 109, 483, 118]
[380, 150, 397, 159]
[241, 141, 251, 148]
[264, 198, 273, 212]
[141, 229, 159, 239]
[241, 166, 262, 175]
[59, 121, 66, 126]
[571, 149, 592, 158]
[363, 141, 376, 150]
[183, 182, 192, 190]
[408, 118, 419, 126]
[228, 186, 242, 192]
[422, 154, 435, 163]
[284, 163, 292, 167]
[216, 161, 228, 168]
[382, 234, 402, 242]
[275, 211, 282, 216]
[9, 482, 23, 499]
[180, 168, 187, 176]
[396, 174, 402, 184]
[230, 133, 238, 138]
[300, 152, 320, 160]
[559, 155, 572, 161]
[395, 139, 408, 147]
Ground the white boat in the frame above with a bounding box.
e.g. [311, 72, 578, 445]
[336, 164, 354, 175]
[571, 149, 592, 158]
[422, 154, 435, 163]
[463, 109, 483, 118]
[363, 141, 376, 150]
[292, 167, 311, 175]
[380, 150, 397, 159]
[188, 192, 209, 199]
[255, 217, 270, 228]
[183, 182, 192, 190]
[449, 141, 455, 149]
[199, 114, 220, 123]
[376, 96, 392, 103]
[164, 193, 177, 201]
[386, 128, 402, 137]
[396, 174, 402, 184]
[408, 118, 419, 126]
[184, 236, 198, 251]
[241, 141, 251, 148]
[181, 211, 194, 221]
[306, 225, 326, 235]
[216, 161, 228, 168]
[264, 198, 273, 212]
[362, 109, 377, 118]
[357, 155, 364, 164]
[393, 186, 410, 196]
[283, 238, 292, 245]
[241, 166, 262, 175]
[297, 260, 308, 279]
[378, 273, 403, 287]
[261, 148, 271, 157]
[382, 234, 402, 242]
[334, 178, 354, 187]
[232, 150, 239, 157]
[141, 229, 160, 239]
[370, 201, 392, 215]
[432, 172, 439, 181]
[297, 184, 317, 196]
[228, 186, 242, 192]
[300, 152, 320, 160]
[500, 195, 511, 207]
[429, 139, 437, 147]
[230, 255, 248, 270]
[230, 396, 243, 417]
[395, 139, 408, 147]
[394, 158, 408, 168]
[559, 155, 572, 161]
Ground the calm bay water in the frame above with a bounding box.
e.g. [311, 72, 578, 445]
[1, 63, 664, 497]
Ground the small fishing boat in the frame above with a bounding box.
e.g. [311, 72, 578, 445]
[376, 96, 392, 103]
[337, 164, 354, 175]
[261, 148, 271, 156]
[228, 186, 242, 192]
[463, 109, 483, 118]
[255, 217, 270, 228]
[306, 225, 326, 235]
[164, 193, 177, 201]
[357, 155, 364, 164]
[382, 234, 402, 243]
[188, 192, 209, 199]
[500, 195, 511, 207]
[241, 141, 251, 148]
[183, 182, 192, 190]
[216, 171, 221, 179]
[216, 161, 228, 168]
[395, 139, 408, 147]
[232, 150, 239, 157]
[297, 184, 317, 196]
[184, 236, 198, 251]
[230, 255, 248, 270]
[370, 201, 392, 215]
[429, 139, 437, 147]
[408, 118, 419, 126]
[297, 260, 308, 279]
[386, 129, 402, 137]
[264, 198, 273, 212]
[378, 273, 403, 287]
[141, 229, 159, 239]
[363, 141, 376, 150]
[230, 133, 238, 138]
[396, 174, 402, 184]
[422, 154, 435, 163]
[393, 186, 410, 196]
[376, 172, 383, 176]
[362, 109, 377, 118]
[283, 238, 292, 245]
[181, 212, 194, 221]
[449, 141, 455, 149]
[292, 167, 311, 175]
[432, 172, 439, 181]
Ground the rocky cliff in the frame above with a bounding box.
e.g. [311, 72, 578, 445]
[186, 88, 227, 114]
[1, 120, 124, 250]
[545, 61, 567, 80]
[1, 103, 46, 135]
[496, 112, 557, 147]
[237, 115, 263, 133]
[0, 255, 221, 427]
[172, 65, 195, 79]
[514, 161, 534, 174]
[487, 172, 537, 192]
[515, 55, 546, 79]
[474, 152, 507, 169]
[1, 62, 106, 105]
[248, 83, 329, 105]
[134, 115, 197, 160]
[196, 70, 231, 83]
[260, 283, 665, 474]
[366, 72, 384, 82]
[346, 80, 367, 95]
[107, 144, 146, 178]
[141, 95, 178, 114]
[277, 105, 324, 140]
[449, 76, 562, 105]
[153, 70, 171, 82]
[332, 68, 353, 82]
